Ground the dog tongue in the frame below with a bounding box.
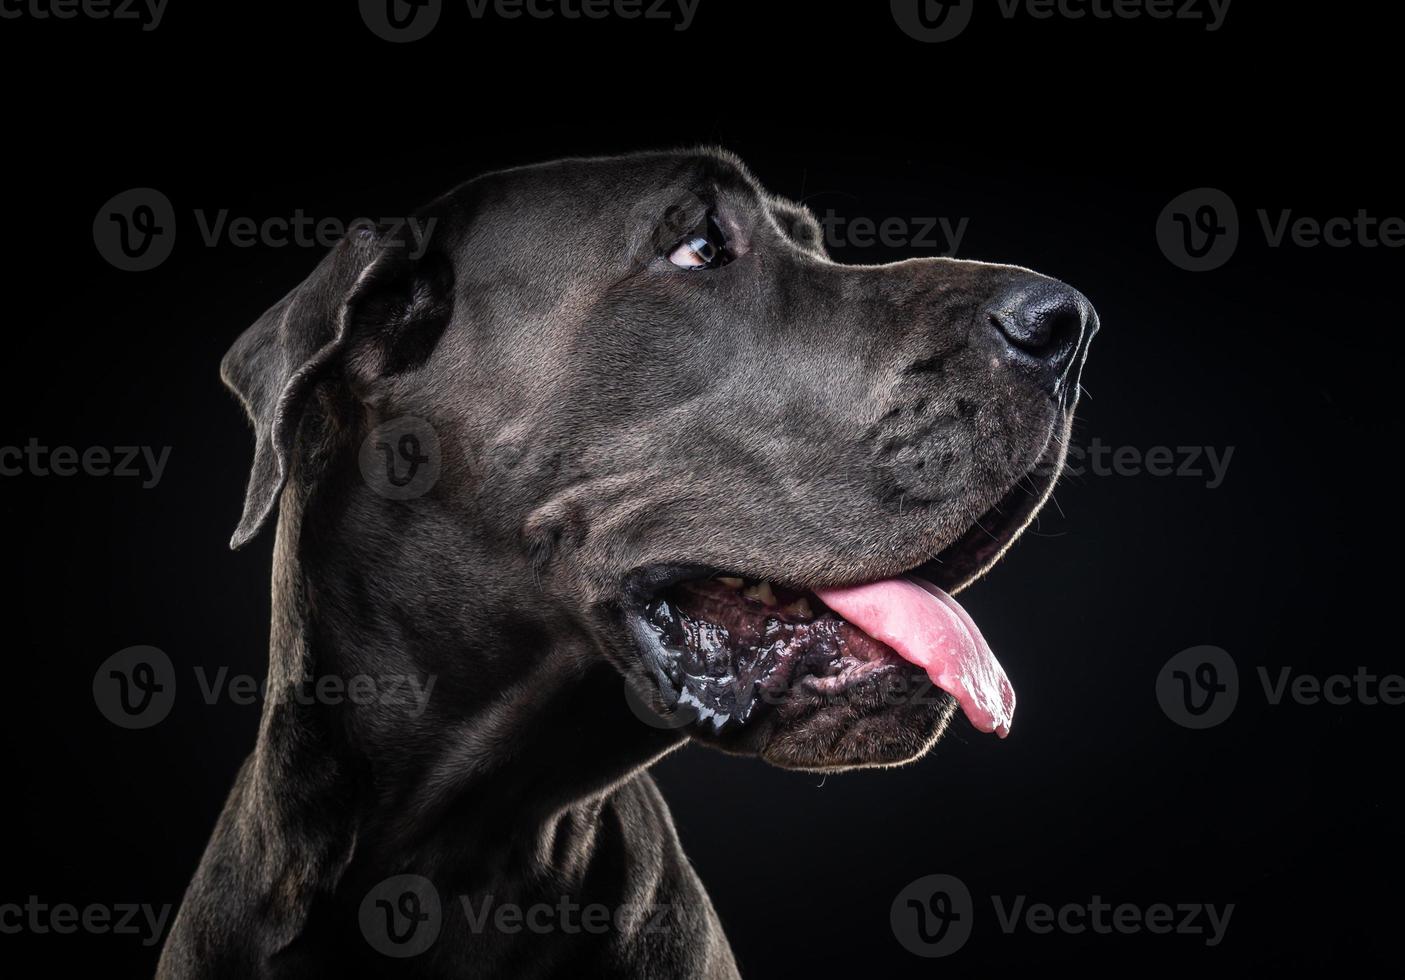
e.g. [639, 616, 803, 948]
[812, 577, 1015, 737]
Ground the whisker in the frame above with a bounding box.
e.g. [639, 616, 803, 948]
[973, 518, 1001, 543]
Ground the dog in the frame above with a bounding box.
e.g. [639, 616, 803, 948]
[157, 148, 1097, 978]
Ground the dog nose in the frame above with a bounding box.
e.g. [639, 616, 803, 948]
[985, 279, 1095, 392]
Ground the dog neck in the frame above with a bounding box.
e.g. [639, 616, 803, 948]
[245, 473, 686, 890]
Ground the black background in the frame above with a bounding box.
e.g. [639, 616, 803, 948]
[2, 1, 1400, 975]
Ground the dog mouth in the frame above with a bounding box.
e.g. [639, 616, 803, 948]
[632, 577, 922, 728]
[624, 454, 1060, 739]
[630, 572, 1007, 735]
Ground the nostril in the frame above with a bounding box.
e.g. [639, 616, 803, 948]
[988, 310, 1048, 354]
[990, 296, 1081, 354]
[986, 281, 1091, 378]
[1040, 304, 1085, 357]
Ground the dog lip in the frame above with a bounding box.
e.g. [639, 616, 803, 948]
[916, 440, 1066, 595]
[621, 562, 722, 605]
[795, 656, 911, 697]
[620, 428, 1064, 608]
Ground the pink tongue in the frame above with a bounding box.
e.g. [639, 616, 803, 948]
[813, 577, 1015, 737]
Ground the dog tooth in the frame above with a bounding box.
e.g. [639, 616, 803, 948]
[716, 576, 744, 589]
[744, 581, 777, 606]
[784, 597, 813, 620]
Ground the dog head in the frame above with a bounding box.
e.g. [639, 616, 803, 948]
[223, 148, 1096, 774]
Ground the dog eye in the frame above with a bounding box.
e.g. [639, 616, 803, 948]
[666, 214, 732, 271]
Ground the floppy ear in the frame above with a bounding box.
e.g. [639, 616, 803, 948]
[221, 224, 453, 549]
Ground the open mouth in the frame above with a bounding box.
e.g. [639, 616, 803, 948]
[630, 572, 1008, 735]
[625, 453, 1060, 740]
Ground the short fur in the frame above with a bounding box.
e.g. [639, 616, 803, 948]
[158, 149, 1096, 978]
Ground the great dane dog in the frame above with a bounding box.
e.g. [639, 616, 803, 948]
[158, 148, 1097, 978]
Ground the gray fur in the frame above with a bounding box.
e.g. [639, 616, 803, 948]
[159, 148, 1095, 978]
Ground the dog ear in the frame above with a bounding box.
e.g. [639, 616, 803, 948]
[221, 223, 453, 549]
